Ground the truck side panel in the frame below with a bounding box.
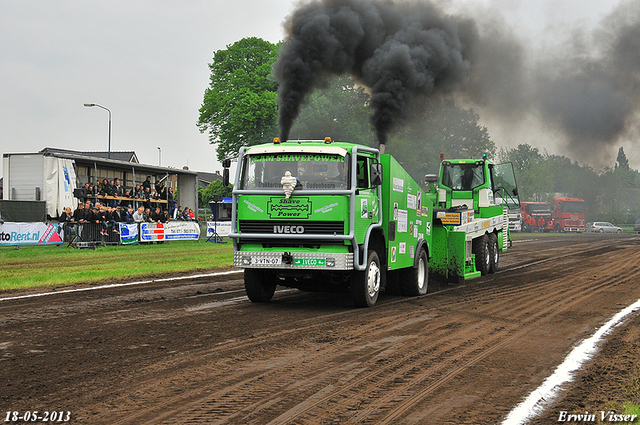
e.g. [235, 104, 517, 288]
[380, 155, 433, 271]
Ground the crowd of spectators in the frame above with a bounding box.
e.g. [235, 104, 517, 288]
[58, 175, 199, 240]
[77, 175, 176, 214]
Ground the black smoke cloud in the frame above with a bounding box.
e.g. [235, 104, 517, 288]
[535, 1, 640, 159]
[274, 0, 640, 166]
[274, 0, 476, 147]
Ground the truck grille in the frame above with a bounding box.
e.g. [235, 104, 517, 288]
[239, 220, 344, 235]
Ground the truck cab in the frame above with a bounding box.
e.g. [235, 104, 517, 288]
[227, 138, 431, 307]
[426, 156, 519, 282]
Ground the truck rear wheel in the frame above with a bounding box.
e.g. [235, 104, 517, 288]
[350, 251, 381, 308]
[400, 248, 428, 296]
[488, 233, 499, 274]
[244, 269, 277, 303]
[473, 234, 491, 276]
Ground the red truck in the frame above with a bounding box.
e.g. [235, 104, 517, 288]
[551, 197, 586, 232]
[520, 202, 553, 232]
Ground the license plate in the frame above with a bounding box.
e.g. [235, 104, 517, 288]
[294, 258, 325, 266]
[253, 257, 282, 265]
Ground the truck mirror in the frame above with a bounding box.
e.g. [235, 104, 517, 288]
[424, 174, 438, 184]
[223, 168, 230, 187]
[222, 158, 231, 168]
[512, 188, 518, 196]
[370, 163, 383, 186]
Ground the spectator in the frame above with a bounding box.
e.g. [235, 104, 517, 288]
[142, 175, 152, 191]
[155, 180, 165, 197]
[151, 207, 164, 223]
[181, 206, 190, 221]
[59, 206, 72, 223]
[74, 201, 90, 223]
[125, 207, 135, 224]
[187, 208, 196, 221]
[174, 205, 183, 220]
[167, 187, 175, 216]
[112, 205, 126, 223]
[142, 187, 152, 209]
[144, 207, 152, 222]
[132, 206, 146, 223]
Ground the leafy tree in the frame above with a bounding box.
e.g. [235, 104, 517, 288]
[386, 98, 496, 181]
[198, 37, 280, 161]
[199, 180, 233, 208]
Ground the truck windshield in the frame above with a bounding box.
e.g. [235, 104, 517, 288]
[530, 204, 551, 213]
[441, 163, 484, 190]
[240, 153, 350, 190]
[562, 201, 586, 214]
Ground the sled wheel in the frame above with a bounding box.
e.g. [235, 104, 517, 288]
[488, 233, 499, 274]
[473, 234, 491, 276]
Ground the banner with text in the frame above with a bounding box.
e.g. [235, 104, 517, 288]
[0, 222, 63, 246]
[140, 221, 200, 242]
[207, 221, 231, 238]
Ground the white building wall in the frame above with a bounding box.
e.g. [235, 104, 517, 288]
[6, 154, 44, 201]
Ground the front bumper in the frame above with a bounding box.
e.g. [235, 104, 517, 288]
[234, 251, 354, 271]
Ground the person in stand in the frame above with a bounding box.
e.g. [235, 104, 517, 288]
[59, 207, 72, 223]
[58, 207, 73, 240]
[187, 208, 196, 221]
[125, 207, 135, 224]
[112, 205, 126, 223]
[155, 180, 165, 198]
[166, 187, 175, 217]
[133, 206, 146, 223]
[181, 206, 190, 221]
[142, 175, 152, 192]
[142, 187, 152, 209]
[111, 178, 123, 208]
[151, 207, 164, 223]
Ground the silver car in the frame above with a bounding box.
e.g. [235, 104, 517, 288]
[587, 222, 622, 233]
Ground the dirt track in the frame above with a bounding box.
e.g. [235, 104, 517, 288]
[2, 234, 640, 424]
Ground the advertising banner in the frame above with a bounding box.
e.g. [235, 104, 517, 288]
[163, 221, 200, 240]
[0, 222, 63, 246]
[119, 223, 139, 245]
[140, 221, 200, 242]
[207, 221, 231, 238]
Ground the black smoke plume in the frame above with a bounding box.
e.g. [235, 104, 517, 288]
[274, 0, 476, 148]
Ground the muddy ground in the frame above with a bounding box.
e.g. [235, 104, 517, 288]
[1, 233, 640, 424]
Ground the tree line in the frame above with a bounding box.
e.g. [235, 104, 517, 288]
[197, 37, 640, 223]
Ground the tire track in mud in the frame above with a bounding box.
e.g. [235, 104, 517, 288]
[99, 243, 640, 424]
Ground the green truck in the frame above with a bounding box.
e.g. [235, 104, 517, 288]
[224, 138, 519, 307]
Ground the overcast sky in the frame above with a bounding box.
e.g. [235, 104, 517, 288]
[0, 0, 629, 180]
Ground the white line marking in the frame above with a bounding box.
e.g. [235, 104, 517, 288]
[0, 270, 243, 302]
[502, 297, 640, 425]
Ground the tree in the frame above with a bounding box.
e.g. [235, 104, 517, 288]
[199, 180, 233, 208]
[386, 98, 496, 181]
[616, 147, 630, 171]
[197, 38, 280, 161]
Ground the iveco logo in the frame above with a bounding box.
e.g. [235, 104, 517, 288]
[274, 225, 305, 234]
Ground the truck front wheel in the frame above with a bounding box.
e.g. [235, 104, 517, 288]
[473, 234, 491, 276]
[244, 269, 277, 303]
[351, 251, 381, 308]
[400, 248, 428, 296]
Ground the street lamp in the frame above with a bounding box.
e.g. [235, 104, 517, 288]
[157, 147, 162, 166]
[84, 103, 111, 159]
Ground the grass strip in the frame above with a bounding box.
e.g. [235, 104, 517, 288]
[0, 241, 234, 291]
